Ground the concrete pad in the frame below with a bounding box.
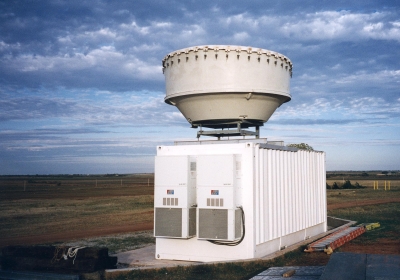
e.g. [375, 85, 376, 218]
[114, 245, 200, 268]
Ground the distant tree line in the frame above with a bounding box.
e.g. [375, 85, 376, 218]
[326, 172, 369, 178]
[287, 143, 314, 151]
[27, 179, 62, 186]
[326, 180, 365, 189]
[326, 171, 398, 179]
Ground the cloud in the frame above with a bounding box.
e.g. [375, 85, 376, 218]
[269, 118, 363, 125]
[272, 94, 400, 126]
[281, 11, 400, 42]
[0, 95, 79, 121]
[0, 88, 187, 128]
[336, 70, 400, 87]
[1, 46, 163, 90]
[1, 4, 399, 92]
[0, 1, 399, 174]
[291, 67, 400, 105]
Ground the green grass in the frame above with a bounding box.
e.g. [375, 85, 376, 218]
[326, 186, 400, 205]
[328, 202, 400, 243]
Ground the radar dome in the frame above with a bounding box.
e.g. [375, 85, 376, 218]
[162, 45, 292, 129]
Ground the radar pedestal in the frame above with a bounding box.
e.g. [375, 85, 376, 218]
[197, 123, 260, 139]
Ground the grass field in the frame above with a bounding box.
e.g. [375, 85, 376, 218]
[326, 187, 400, 205]
[0, 174, 399, 279]
[0, 174, 154, 199]
[329, 203, 400, 245]
[0, 174, 154, 247]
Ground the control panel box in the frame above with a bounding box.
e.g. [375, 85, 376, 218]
[196, 154, 242, 209]
[154, 155, 196, 238]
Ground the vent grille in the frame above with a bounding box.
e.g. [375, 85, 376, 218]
[236, 161, 241, 171]
[155, 208, 182, 237]
[198, 209, 228, 240]
[189, 208, 196, 236]
[236, 161, 242, 177]
[207, 198, 224, 207]
[163, 197, 178, 206]
[235, 208, 242, 239]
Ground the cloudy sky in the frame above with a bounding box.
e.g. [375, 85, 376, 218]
[1, 0, 399, 174]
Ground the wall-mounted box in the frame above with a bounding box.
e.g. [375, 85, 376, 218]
[196, 154, 242, 241]
[154, 155, 196, 239]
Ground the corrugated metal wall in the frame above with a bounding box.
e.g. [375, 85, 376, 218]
[255, 148, 326, 245]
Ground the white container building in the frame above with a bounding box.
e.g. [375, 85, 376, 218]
[154, 46, 327, 262]
[154, 140, 326, 262]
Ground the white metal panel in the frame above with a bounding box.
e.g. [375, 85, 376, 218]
[197, 154, 236, 187]
[255, 146, 262, 244]
[288, 151, 293, 234]
[155, 156, 189, 187]
[255, 147, 326, 245]
[283, 150, 289, 236]
[197, 154, 241, 210]
[154, 155, 196, 208]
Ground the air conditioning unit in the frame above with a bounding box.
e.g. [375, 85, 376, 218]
[154, 155, 196, 238]
[198, 208, 242, 241]
[196, 154, 242, 241]
[154, 207, 196, 238]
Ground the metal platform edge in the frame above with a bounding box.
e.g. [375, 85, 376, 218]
[174, 138, 295, 151]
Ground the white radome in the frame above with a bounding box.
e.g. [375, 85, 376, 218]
[162, 45, 293, 128]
